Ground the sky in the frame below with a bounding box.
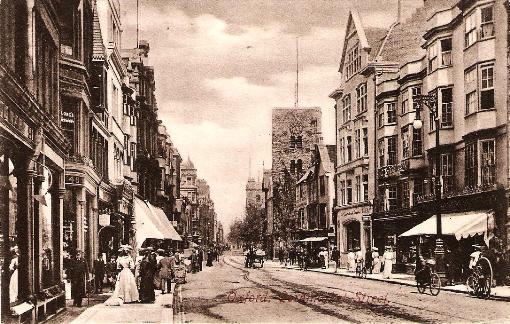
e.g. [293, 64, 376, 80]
[120, 0, 423, 234]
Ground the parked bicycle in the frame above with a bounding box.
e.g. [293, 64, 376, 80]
[466, 256, 493, 299]
[415, 258, 441, 296]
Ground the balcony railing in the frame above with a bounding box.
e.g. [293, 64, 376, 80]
[416, 183, 497, 203]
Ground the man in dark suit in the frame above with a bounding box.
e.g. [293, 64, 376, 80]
[70, 250, 88, 307]
[93, 254, 105, 293]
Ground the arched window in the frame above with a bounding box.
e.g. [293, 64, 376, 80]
[290, 136, 296, 148]
[296, 136, 303, 149]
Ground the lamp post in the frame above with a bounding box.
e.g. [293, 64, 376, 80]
[412, 93, 445, 275]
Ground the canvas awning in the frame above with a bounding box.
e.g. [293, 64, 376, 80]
[146, 202, 182, 242]
[300, 236, 328, 242]
[134, 197, 165, 247]
[399, 210, 494, 244]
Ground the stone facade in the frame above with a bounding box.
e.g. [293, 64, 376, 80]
[246, 177, 264, 208]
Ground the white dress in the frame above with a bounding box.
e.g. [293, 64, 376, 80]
[105, 256, 139, 305]
[9, 257, 18, 303]
[347, 252, 356, 272]
[372, 252, 381, 274]
[382, 251, 394, 279]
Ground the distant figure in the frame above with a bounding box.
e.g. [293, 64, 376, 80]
[206, 249, 214, 267]
[347, 249, 356, 272]
[365, 247, 373, 274]
[139, 248, 156, 303]
[331, 247, 340, 273]
[372, 247, 381, 274]
[9, 246, 19, 303]
[94, 254, 105, 293]
[159, 251, 175, 294]
[70, 250, 88, 307]
[382, 246, 395, 279]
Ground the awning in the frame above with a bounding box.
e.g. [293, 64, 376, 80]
[399, 210, 494, 244]
[134, 197, 165, 247]
[300, 236, 328, 242]
[146, 202, 182, 241]
[297, 168, 314, 184]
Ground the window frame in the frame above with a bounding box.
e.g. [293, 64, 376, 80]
[480, 64, 494, 110]
[356, 83, 367, 114]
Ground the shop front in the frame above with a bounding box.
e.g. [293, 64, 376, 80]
[336, 205, 372, 268]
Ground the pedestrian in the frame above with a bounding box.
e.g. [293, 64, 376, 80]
[139, 247, 156, 303]
[331, 246, 340, 272]
[382, 246, 395, 279]
[153, 248, 165, 290]
[70, 250, 88, 307]
[42, 248, 53, 288]
[106, 255, 118, 291]
[105, 245, 139, 305]
[355, 247, 363, 271]
[206, 248, 214, 267]
[9, 246, 19, 304]
[371, 247, 381, 274]
[198, 247, 204, 271]
[93, 253, 105, 294]
[158, 251, 175, 294]
[319, 247, 328, 269]
[364, 247, 373, 274]
[347, 249, 356, 272]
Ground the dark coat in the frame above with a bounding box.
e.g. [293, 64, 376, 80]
[139, 256, 156, 302]
[158, 256, 175, 279]
[70, 258, 88, 298]
[94, 259, 105, 276]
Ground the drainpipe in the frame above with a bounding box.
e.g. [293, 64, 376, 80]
[372, 68, 380, 248]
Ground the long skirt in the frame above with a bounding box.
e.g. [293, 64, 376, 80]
[9, 269, 18, 303]
[372, 259, 381, 274]
[383, 261, 393, 279]
[139, 276, 155, 303]
[105, 268, 139, 305]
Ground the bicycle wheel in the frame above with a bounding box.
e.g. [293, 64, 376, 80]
[476, 257, 493, 299]
[417, 281, 426, 294]
[429, 273, 441, 296]
[466, 276, 475, 295]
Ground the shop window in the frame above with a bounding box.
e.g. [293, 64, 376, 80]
[465, 141, 478, 188]
[413, 178, 423, 206]
[441, 88, 453, 127]
[345, 221, 361, 251]
[387, 136, 397, 166]
[480, 140, 495, 186]
[480, 64, 494, 110]
[402, 180, 410, 208]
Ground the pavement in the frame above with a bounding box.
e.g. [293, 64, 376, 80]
[274, 260, 510, 299]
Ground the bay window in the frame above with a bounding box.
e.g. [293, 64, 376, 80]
[347, 179, 352, 204]
[402, 127, 409, 159]
[412, 127, 422, 156]
[362, 174, 368, 202]
[387, 136, 397, 166]
[346, 136, 352, 162]
[440, 153, 453, 193]
[480, 6, 494, 39]
[465, 11, 477, 47]
[363, 128, 369, 156]
[428, 42, 438, 71]
[481, 140, 495, 186]
[440, 38, 452, 66]
[480, 64, 494, 110]
[378, 138, 385, 167]
[465, 142, 477, 188]
[388, 185, 397, 211]
[387, 102, 397, 124]
[441, 88, 453, 127]
[356, 83, 367, 114]
[355, 129, 361, 159]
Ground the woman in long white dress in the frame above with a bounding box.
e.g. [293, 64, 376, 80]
[382, 246, 395, 279]
[347, 249, 356, 272]
[105, 247, 139, 305]
[9, 246, 19, 304]
[372, 248, 381, 274]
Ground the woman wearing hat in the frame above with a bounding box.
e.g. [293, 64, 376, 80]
[105, 245, 139, 305]
[382, 246, 395, 279]
[371, 247, 381, 274]
[9, 246, 19, 303]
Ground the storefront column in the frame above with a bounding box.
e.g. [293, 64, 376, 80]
[76, 188, 86, 253]
[91, 197, 99, 261]
[58, 188, 66, 282]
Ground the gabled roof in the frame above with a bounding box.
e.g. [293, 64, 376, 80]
[339, 10, 388, 71]
[92, 0, 105, 61]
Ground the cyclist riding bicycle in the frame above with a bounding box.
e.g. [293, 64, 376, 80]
[415, 255, 433, 285]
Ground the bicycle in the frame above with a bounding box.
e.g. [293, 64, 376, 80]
[466, 256, 493, 299]
[416, 259, 441, 296]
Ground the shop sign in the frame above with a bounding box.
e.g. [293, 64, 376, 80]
[362, 215, 371, 222]
[0, 99, 35, 141]
[99, 213, 110, 227]
[65, 174, 84, 185]
[341, 206, 372, 218]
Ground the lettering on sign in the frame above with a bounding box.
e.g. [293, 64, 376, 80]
[61, 111, 75, 124]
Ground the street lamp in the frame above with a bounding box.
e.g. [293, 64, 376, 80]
[412, 93, 445, 275]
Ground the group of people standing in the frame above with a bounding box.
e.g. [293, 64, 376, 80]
[189, 246, 221, 273]
[67, 245, 182, 307]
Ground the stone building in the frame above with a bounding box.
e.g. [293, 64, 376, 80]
[245, 176, 264, 208]
[271, 107, 322, 250]
[262, 169, 274, 257]
[197, 178, 216, 246]
[180, 157, 198, 243]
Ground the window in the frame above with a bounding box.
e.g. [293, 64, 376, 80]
[412, 127, 422, 156]
[413, 178, 423, 206]
[465, 68, 477, 115]
[481, 140, 495, 186]
[345, 44, 361, 79]
[412, 86, 422, 111]
[355, 175, 361, 202]
[402, 127, 409, 159]
[356, 83, 367, 114]
[363, 128, 368, 156]
[340, 180, 345, 205]
[378, 138, 385, 167]
[346, 136, 352, 162]
[339, 137, 345, 165]
[290, 160, 296, 174]
[480, 6, 494, 39]
[319, 176, 326, 196]
[387, 102, 397, 124]
[123, 134, 130, 165]
[342, 95, 352, 123]
[130, 142, 136, 169]
[378, 104, 384, 127]
[441, 88, 453, 127]
[112, 84, 119, 119]
[296, 159, 303, 174]
[440, 38, 452, 66]
[465, 142, 477, 188]
[388, 185, 397, 211]
[355, 129, 361, 159]
[465, 11, 477, 47]
[290, 136, 296, 148]
[362, 174, 368, 202]
[430, 110, 436, 131]
[123, 94, 129, 115]
[402, 180, 409, 208]
[428, 42, 438, 71]
[440, 153, 454, 193]
[401, 99, 409, 115]
[480, 64, 494, 110]
[296, 136, 303, 149]
[346, 179, 352, 204]
[387, 136, 397, 166]
[36, 19, 58, 121]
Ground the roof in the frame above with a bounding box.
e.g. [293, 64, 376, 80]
[364, 27, 388, 60]
[378, 0, 459, 64]
[92, 1, 105, 61]
[182, 156, 195, 170]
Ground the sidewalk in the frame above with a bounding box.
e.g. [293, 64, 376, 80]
[67, 290, 174, 324]
[268, 260, 510, 300]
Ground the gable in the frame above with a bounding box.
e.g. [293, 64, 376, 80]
[339, 10, 371, 73]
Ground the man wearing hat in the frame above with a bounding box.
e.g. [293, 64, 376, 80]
[331, 246, 340, 272]
[364, 246, 373, 274]
[70, 250, 88, 307]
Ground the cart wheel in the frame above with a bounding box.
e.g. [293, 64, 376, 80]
[417, 281, 426, 294]
[429, 273, 441, 296]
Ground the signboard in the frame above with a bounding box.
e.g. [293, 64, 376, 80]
[99, 213, 111, 227]
[362, 215, 371, 222]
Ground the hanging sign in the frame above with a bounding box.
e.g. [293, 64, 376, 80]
[99, 213, 111, 227]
